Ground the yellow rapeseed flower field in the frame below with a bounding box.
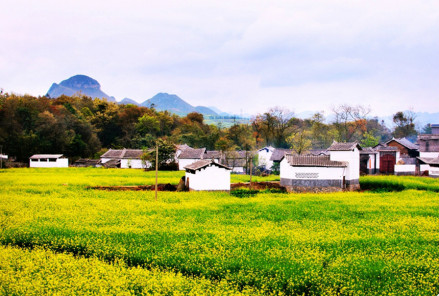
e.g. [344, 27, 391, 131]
[1, 168, 439, 295]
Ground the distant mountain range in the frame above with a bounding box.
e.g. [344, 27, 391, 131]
[46, 75, 222, 116]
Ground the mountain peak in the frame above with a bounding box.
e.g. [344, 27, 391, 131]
[141, 93, 218, 116]
[46, 74, 115, 101]
[59, 75, 101, 90]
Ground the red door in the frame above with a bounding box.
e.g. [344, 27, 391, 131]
[380, 154, 395, 174]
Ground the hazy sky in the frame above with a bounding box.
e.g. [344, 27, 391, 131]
[1, 0, 438, 116]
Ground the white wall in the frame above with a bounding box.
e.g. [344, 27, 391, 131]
[394, 164, 416, 173]
[430, 167, 439, 177]
[120, 159, 151, 169]
[185, 165, 230, 191]
[330, 148, 359, 181]
[280, 158, 345, 181]
[100, 158, 111, 164]
[420, 152, 439, 158]
[232, 167, 245, 173]
[179, 158, 199, 170]
[258, 149, 273, 169]
[29, 158, 69, 168]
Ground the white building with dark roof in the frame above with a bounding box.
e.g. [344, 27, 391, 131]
[280, 142, 361, 191]
[257, 146, 275, 170]
[100, 148, 150, 169]
[184, 159, 231, 191]
[29, 154, 69, 168]
[177, 148, 206, 170]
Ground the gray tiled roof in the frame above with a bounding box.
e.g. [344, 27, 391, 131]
[305, 149, 329, 156]
[387, 138, 419, 150]
[72, 159, 101, 167]
[184, 159, 231, 171]
[377, 146, 399, 151]
[205, 150, 222, 159]
[100, 149, 143, 159]
[270, 148, 292, 161]
[30, 154, 64, 159]
[418, 134, 439, 140]
[224, 158, 247, 167]
[328, 142, 362, 151]
[360, 147, 378, 154]
[417, 157, 439, 165]
[178, 148, 206, 159]
[102, 159, 121, 168]
[284, 154, 347, 167]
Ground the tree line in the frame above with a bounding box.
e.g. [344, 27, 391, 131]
[0, 91, 423, 163]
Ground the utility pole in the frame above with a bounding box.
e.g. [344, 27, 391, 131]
[249, 154, 253, 189]
[155, 144, 158, 201]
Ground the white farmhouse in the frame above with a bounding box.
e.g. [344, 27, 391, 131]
[184, 159, 231, 191]
[100, 149, 150, 169]
[280, 142, 361, 191]
[257, 146, 275, 170]
[29, 154, 69, 168]
[178, 148, 206, 170]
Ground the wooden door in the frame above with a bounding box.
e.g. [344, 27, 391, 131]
[380, 154, 395, 174]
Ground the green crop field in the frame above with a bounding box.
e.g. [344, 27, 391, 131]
[1, 168, 439, 295]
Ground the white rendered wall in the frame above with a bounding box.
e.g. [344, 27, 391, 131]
[232, 167, 245, 173]
[258, 149, 273, 169]
[179, 158, 199, 170]
[29, 158, 68, 168]
[185, 166, 230, 191]
[420, 164, 430, 173]
[430, 167, 439, 177]
[100, 158, 111, 164]
[420, 152, 439, 158]
[280, 158, 345, 181]
[120, 159, 150, 169]
[394, 164, 416, 173]
[330, 148, 359, 181]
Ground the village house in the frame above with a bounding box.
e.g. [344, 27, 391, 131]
[280, 142, 361, 191]
[29, 154, 69, 168]
[177, 148, 206, 170]
[184, 159, 232, 191]
[224, 150, 255, 174]
[71, 159, 101, 167]
[100, 149, 150, 169]
[416, 124, 439, 176]
[417, 124, 439, 158]
[373, 138, 419, 175]
[257, 146, 275, 170]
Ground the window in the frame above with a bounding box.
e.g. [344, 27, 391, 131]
[49, 158, 56, 162]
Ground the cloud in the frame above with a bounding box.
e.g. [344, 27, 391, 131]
[1, 0, 438, 117]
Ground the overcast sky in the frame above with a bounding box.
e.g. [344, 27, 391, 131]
[1, 0, 438, 116]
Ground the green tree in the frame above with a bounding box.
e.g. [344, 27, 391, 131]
[287, 130, 312, 155]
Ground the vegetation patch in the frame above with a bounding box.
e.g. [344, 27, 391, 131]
[360, 175, 439, 192]
[1, 168, 439, 295]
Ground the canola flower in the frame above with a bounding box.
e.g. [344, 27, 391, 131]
[0, 168, 439, 295]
